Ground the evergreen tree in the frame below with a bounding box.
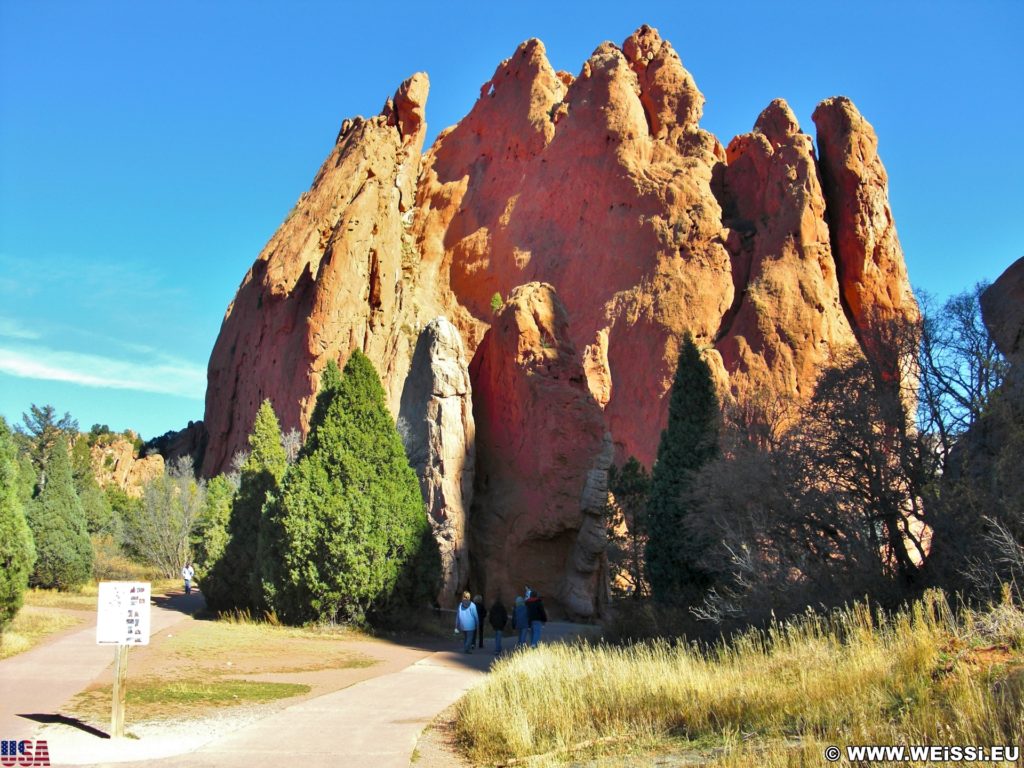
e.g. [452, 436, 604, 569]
[1, 417, 35, 634]
[645, 333, 719, 605]
[25, 436, 92, 589]
[259, 353, 436, 624]
[205, 400, 287, 612]
[16, 404, 77, 494]
[70, 435, 115, 536]
[191, 473, 237, 576]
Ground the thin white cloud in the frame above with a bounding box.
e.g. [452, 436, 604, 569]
[0, 317, 41, 340]
[0, 344, 206, 400]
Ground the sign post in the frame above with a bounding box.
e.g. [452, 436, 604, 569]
[96, 582, 151, 739]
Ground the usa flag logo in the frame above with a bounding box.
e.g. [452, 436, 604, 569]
[0, 740, 50, 767]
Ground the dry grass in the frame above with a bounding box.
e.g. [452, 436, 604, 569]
[455, 591, 1024, 766]
[0, 607, 83, 659]
[23, 579, 180, 612]
[157, 618, 375, 676]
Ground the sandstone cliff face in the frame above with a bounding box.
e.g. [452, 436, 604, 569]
[91, 436, 164, 498]
[468, 283, 608, 617]
[202, 25, 920, 618]
[202, 74, 431, 478]
[398, 317, 475, 608]
[813, 97, 920, 380]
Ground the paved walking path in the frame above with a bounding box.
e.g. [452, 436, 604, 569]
[2, 594, 588, 768]
[0, 593, 200, 737]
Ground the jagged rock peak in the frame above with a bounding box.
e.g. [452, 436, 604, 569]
[754, 98, 801, 148]
[382, 72, 429, 144]
[621, 24, 705, 135]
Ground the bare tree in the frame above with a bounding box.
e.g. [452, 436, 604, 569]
[124, 457, 206, 577]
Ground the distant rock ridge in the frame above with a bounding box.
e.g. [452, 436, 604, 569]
[200, 25, 918, 617]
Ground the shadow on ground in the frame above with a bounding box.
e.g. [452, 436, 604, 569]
[150, 590, 208, 618]
[17, 713, 109, 739]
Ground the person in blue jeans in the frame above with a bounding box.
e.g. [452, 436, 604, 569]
[526, 591, 548, 648]
[489, 598, 508, 654]
[512, 596, 529, 647]
[455, 592, 478, 653]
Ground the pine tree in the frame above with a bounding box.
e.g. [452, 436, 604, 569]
[259, 353, 436, 624]
[25, 436, 92, 589]
[71, 435, 115, 536]
[191, 473, 236, 575]
[205, 400, 287, 612]
[645, 333, 719, 605]
[1, 417, 35, 633]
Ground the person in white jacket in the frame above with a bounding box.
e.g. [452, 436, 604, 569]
[455, 591, 478, 653]
[181, 563, 195, 596]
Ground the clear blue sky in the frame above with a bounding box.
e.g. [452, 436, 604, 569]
[1, 1, 1021, 439]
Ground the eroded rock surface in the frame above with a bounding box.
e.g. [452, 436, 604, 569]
[202, 26, 920, 617]
[398, 317, 475, 608]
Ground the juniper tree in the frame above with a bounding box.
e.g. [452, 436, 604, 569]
[0, 417, 35, 633]
[259, 352, 436, 624]
[645, 333, 719, 605]
[25, 436, 92, 589]
[204, 400, 287, 612]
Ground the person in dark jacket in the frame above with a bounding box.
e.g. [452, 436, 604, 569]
[489, 598, 509, 654]
[512, 596, 529, 647]
[525, 591, 548, 648]
[472, 595, 487, 649]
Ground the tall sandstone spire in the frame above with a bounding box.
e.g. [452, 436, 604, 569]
[201, 26, 918, 617]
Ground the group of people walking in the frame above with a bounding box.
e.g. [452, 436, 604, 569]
[455, 587, 548, 654]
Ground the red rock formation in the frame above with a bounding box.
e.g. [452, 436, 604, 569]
[414, 28, 733, 468]
[202, 74, 431, 477]
[468, 283, 607, 617]
[714, 98, 858, 406]
[813, 97, 919, 382]
[202, 26, 921, 617]
[981, 256, 1024, 366]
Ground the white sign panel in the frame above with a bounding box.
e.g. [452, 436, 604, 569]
[96, 582, 151, 645]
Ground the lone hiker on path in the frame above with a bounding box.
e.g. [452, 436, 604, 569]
[181, 562, 195, 596]
[526, 590, 548, 648]
[456, 592, 479, 654]
[513, 595, 529, 647]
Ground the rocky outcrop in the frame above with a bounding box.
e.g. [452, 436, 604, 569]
[144, 421, 208, 470]
[981, 256, 1024, 367]
[813, 97, 919, 382]
[468, 284, 608, 617]
[398, 317, 475, 608]
[714, 98, 858, 406]
[91, 436, 164, 498]
[413, 29, 733, 468]
[202, 25, 921, 618]
[202, 73, 432, 478]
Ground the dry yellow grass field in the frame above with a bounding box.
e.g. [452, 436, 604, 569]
[455, 591, 1024, 766]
